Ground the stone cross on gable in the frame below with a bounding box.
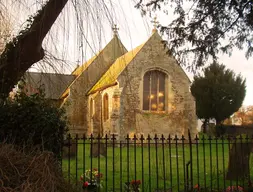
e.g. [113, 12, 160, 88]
[151, 16, 159, 32]
[112, 24, 119, 36]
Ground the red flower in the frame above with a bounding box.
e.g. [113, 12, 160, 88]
[130, 180, 141, 185]
[226, 186, 243, 192]
[93, 168, 98, 171]
[95, 173, 103, 178]
[193, 184, 200, 191]
[83, 181, 89, 188]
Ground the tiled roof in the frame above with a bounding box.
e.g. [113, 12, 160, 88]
[88, 43, 145, 94]
[60, 34, 128, 99]
[24, 72, 75, 99]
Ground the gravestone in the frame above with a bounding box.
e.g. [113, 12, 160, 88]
[62, 139, 77, 158]
[90, 142, 107, 157]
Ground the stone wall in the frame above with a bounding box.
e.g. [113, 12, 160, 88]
[116, 32, 197, 138]
[63, 35, 127, 136]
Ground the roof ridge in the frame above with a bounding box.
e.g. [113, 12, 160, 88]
[26, 71, 75, 76]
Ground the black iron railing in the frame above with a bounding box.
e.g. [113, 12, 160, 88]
[61, 132, 253, 192]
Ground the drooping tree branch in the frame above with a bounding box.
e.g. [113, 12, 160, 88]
[136, 0, 253, 70]
[0, 0, 69, 97]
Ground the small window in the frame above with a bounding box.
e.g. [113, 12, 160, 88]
[103, 93, 109, 121]
[89, 98, 94, 134]
[143, 70, 166, 111]
[90, 98, 94, 117]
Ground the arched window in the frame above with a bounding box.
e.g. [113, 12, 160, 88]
[89, 98, 94, 134]
[103, 93, 109, 121]
[143, 70, 166, 111]
[90, 98, 94, 117]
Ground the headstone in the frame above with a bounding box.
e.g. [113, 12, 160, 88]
[62, 139, 77, 158]
[90, 142, 107, 157]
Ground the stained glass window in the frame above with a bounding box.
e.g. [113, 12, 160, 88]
[143, 70, 166, 111]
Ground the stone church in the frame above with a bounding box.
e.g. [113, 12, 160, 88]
[24, 28, 197, 138]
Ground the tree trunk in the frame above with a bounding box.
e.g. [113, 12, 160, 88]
[0, 0, 69, 97]
[226, 142, 252, 180]
[215, 120, 226, 136]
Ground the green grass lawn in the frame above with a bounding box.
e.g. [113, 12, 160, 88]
[62, 139, 253, 192]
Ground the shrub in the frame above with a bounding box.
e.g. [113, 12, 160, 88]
[0, 86, 68, 156]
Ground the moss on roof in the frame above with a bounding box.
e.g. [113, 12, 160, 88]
[88, 43, 145, 94]
[60, 35, 127, 100]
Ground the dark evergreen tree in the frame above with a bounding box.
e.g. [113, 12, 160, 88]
[191, 62, 246, 126]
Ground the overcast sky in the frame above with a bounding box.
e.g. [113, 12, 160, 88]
[5, 0, 253, 106]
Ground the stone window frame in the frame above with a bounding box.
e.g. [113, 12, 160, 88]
[140, 67, 170, 113]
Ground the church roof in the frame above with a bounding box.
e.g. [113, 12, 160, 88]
[24, 72, 75, 99]
[71, 35, 127, 78]
[60, 34, 128, 99]
[87, 43, 145, 94]
[25, 31, 191, 102]
[87, 31, 192, 95]
[87, 32, 159, 95]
